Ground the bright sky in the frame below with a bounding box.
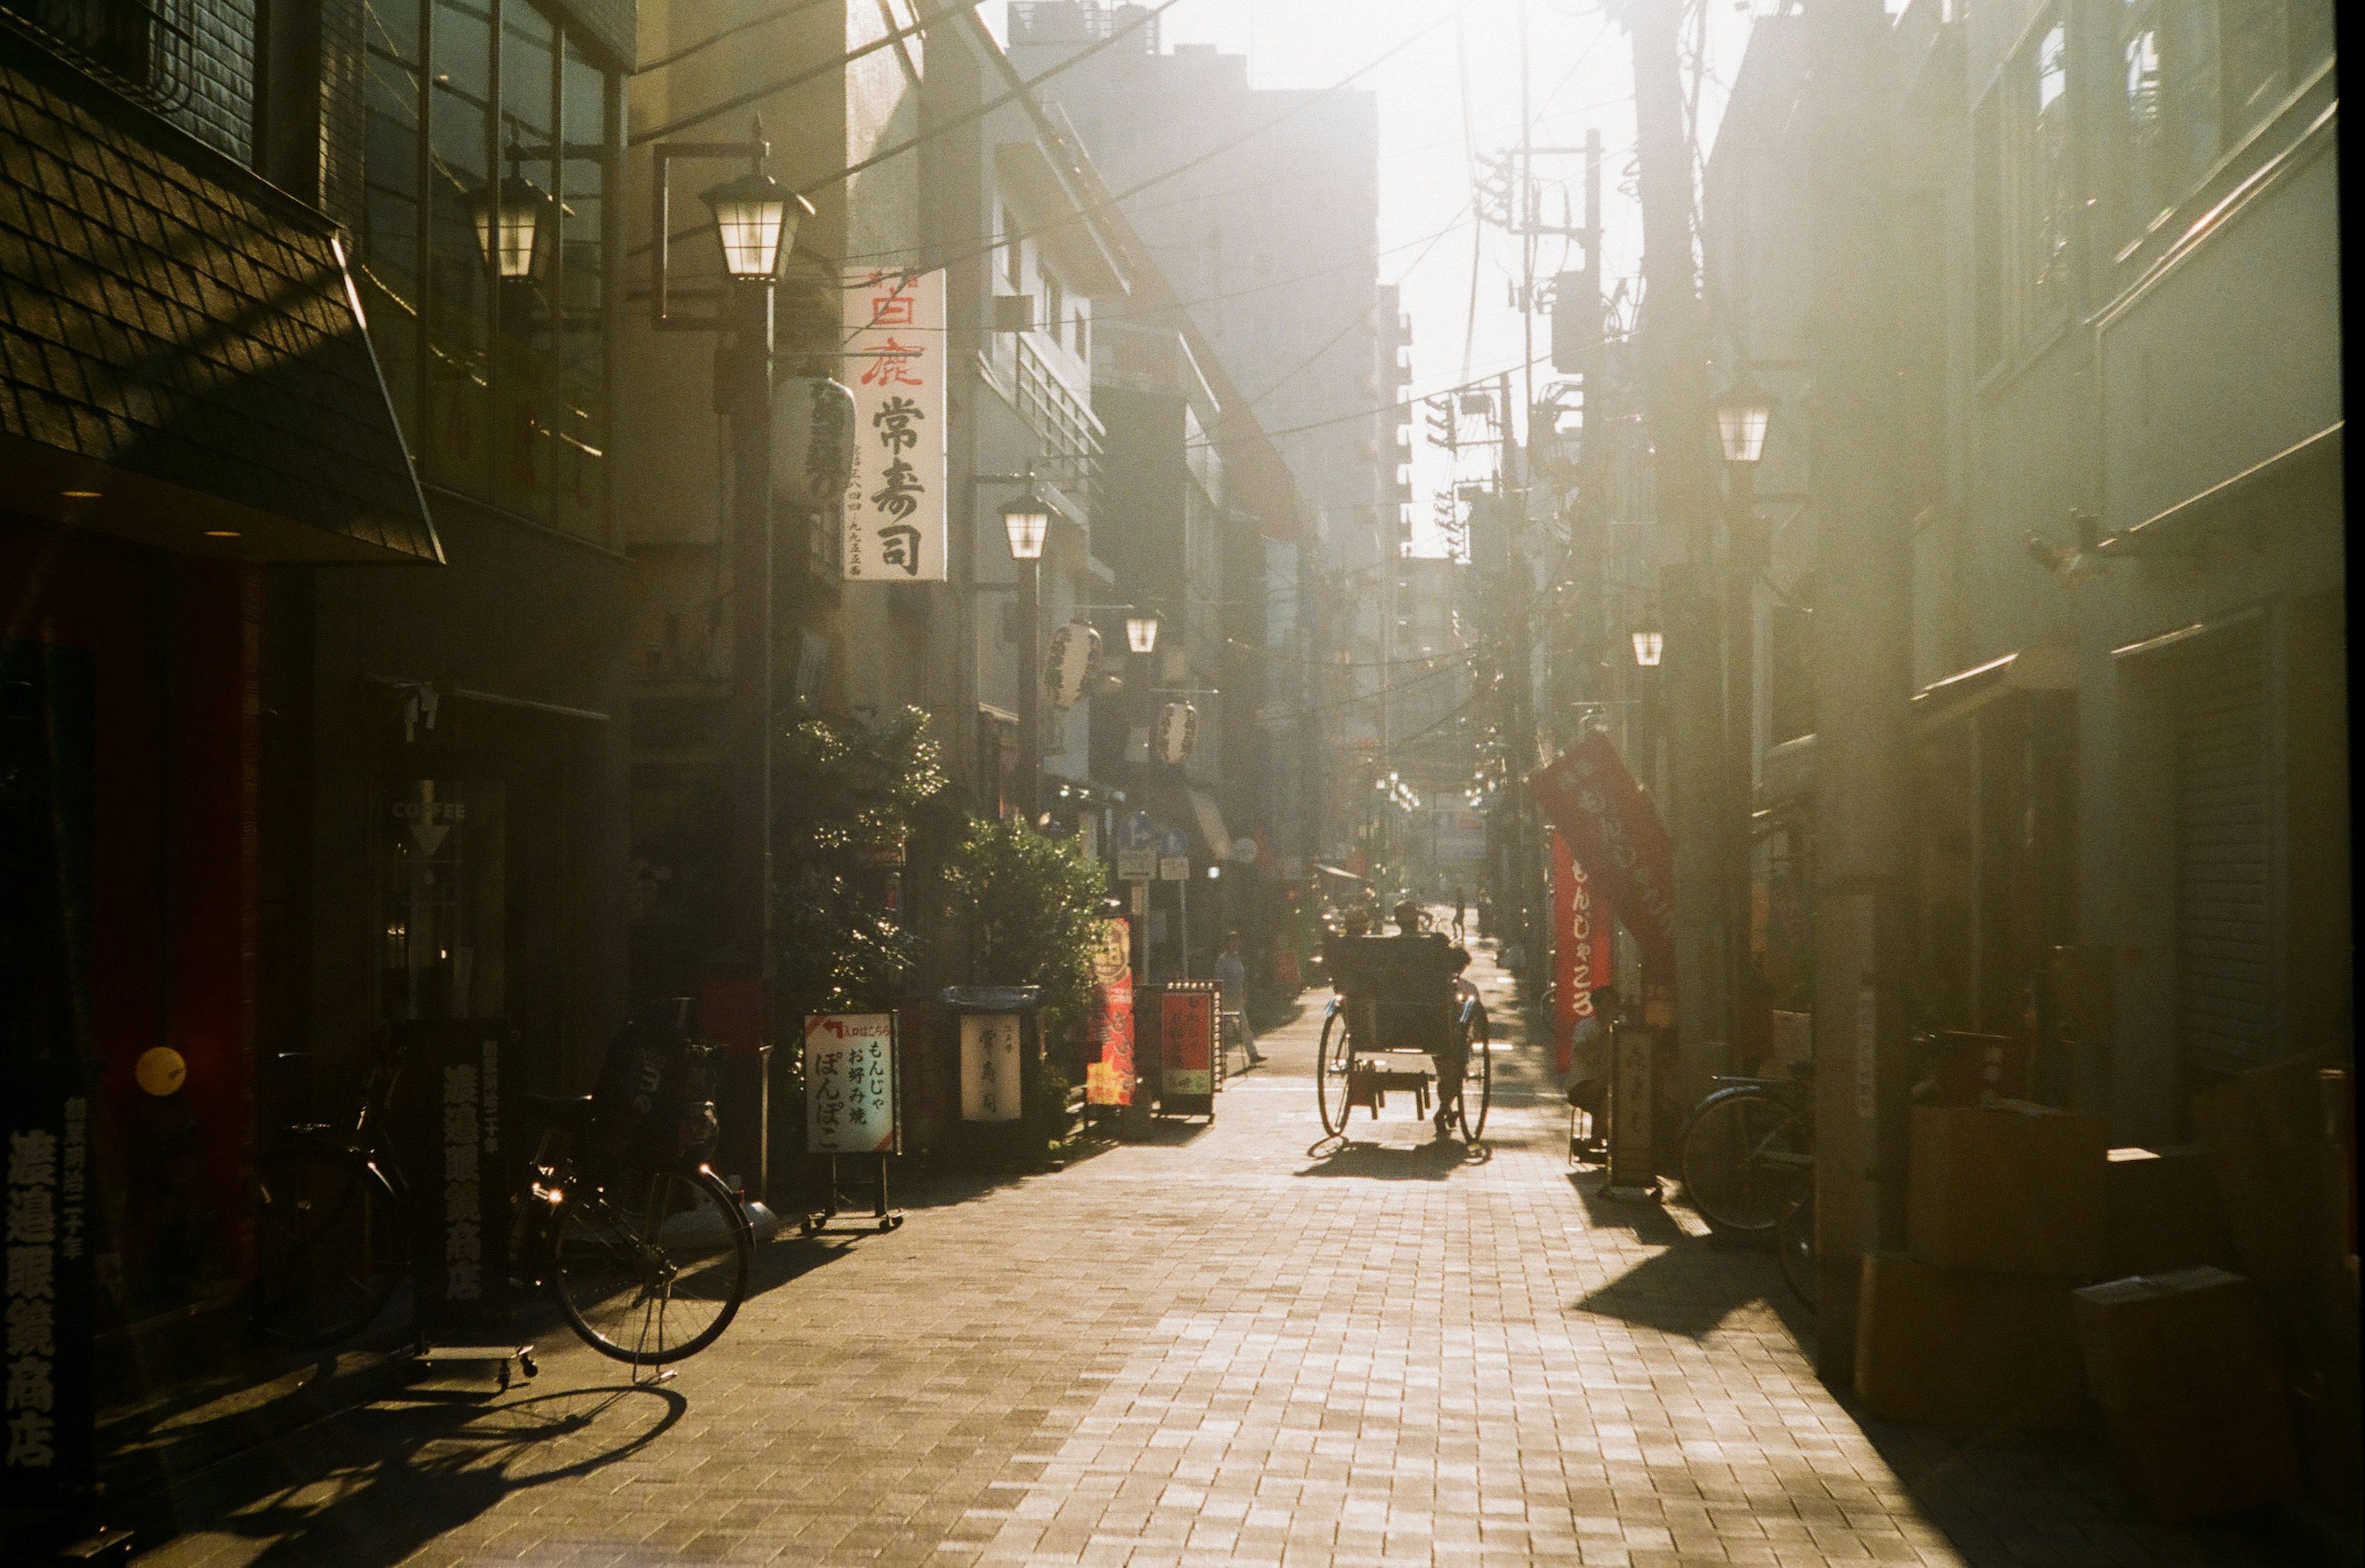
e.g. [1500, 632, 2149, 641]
[995, 0, 1755, 557]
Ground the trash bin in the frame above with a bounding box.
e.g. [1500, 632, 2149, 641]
[940, 985, 1043, 1169]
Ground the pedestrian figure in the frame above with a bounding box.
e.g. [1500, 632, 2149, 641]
[1567, 984, 1619, 1156]
[1452, 885, 1468, 942]
[1216, 930, 1263, 1065]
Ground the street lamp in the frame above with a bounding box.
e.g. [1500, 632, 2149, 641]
[1630, 629, 1664, 667]
[1001, 487, 1051, 820]
[1126, 612, 1160, 655]
[1713, 379, 1772, 466]
[644, 118, 811, 1157]
[1000, 489, 1050, 560]
[1716, 371, 1773, 1077]
[700, 168, 808, 281]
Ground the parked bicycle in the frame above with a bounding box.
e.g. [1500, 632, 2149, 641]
[1678, 1059, 1816, 1309]
[253, 1017, 753, 1365]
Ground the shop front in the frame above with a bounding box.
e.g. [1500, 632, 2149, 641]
[1, 36, 439, 1429]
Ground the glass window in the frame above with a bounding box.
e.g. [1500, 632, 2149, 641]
[361, 0, 424, 437]
[357, 0, 618, 525]
[426, 0, 494, 495]
[1971, 15, 2074, 368]
[493, 0, 557, 522]
[553, 37, 611, 543]
[2115, 0, 2335, 243]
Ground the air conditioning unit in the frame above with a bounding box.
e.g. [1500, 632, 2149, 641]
[991, 293, 1035, 333]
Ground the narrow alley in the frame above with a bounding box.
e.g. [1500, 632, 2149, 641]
[111, 936, 2282, 1568]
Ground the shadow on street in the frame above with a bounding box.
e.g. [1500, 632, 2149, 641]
[119, 1380, 686, 1567]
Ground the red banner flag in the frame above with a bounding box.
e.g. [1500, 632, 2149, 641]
[1551, 832, 1614, 1075]
[1528, 732, 1675, 966]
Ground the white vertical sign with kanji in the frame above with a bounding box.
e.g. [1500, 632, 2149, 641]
[804, 1013, 900, 1154]
[958, 1014, 1024, 1123]
[842, 268, 947, 582]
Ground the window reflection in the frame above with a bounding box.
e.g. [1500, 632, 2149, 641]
[361, 0, 422, 434]
[427, 0, 492, 495]
[495, 0, 556, 521]
[556, 37, 610, 543]
[357, 0, 615, 540]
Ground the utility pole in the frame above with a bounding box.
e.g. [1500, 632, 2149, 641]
[1623, 0, 1728, 1091]
[1805, 0, 1912, 1384]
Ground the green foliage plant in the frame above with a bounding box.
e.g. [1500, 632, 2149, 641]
[772, 706, 947, 1018]
[940, 815, 1106, 1051]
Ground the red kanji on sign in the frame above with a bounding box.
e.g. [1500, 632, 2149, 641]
[859, 338, 924, 387]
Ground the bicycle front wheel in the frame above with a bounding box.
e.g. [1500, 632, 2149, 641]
[253, 1142, 408, 1348]
[551, 1165, 751, 1364]
[1679, 1086, 1803, 1235]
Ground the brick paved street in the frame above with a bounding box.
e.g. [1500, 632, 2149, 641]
[122, 941, 2294, 1568]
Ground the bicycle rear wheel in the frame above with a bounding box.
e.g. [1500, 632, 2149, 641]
[1776, 1167, 1818, 1311]
[1454, 1005, 1492, 1141]
[253, 1142, 408, 1348]
[551, 1165, 751, 1363]
[1316, 1004, 1354, 1134]
[1679, 1086, 1802, 1235]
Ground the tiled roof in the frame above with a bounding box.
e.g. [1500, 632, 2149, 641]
[0, 50, 438, 562]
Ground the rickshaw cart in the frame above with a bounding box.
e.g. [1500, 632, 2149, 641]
[1316, 931, 1491, 1139]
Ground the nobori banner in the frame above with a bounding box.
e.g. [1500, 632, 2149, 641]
[842, 268, 947, 583]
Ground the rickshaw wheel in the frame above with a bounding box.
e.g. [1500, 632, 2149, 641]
[1317, 1004, 1356, 1135]
[1454, 1006, 1492, 1141]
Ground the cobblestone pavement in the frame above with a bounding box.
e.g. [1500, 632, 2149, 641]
[126, 940, 2294, 1567]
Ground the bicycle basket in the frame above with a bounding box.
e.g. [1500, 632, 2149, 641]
[592, 1018, 723, 1170]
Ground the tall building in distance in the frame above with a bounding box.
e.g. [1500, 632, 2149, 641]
[1007, 2, 1388, 862]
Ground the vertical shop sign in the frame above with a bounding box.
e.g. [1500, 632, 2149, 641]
[4, 1066, 94, 1503]
[1527, 733, 1675, 966]
[1550, 833, 1615, 1075]
[396, 1022, 510, 1341]
[1086, 920, 1135, 1107]
[1160, 988, 1215, 1097]
[959, 1014, 1024, 1122]
[843, 269, 947, 582]
[2, 644, 96, 1506]
[804, 1014, 900, 1154]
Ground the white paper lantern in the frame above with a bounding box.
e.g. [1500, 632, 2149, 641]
[772, 376, 857, 512]
[1155, 701, 1199, 764]
[1043, 621, 1102, 709]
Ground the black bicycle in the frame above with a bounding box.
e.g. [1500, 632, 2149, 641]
[253, 1034, 752, 1364]
[1676, 1060, 1816, 1309]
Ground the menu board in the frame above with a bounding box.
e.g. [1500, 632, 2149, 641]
[804, 1014, 900, 1154]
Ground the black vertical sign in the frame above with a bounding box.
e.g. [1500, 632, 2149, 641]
[392, 1020, 512, 1343]
[2, 643, 98, 1508]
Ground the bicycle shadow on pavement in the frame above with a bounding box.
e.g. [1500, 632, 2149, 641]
[123, 1380, 687, 1566]
[1566, 1181, 1811, 1341]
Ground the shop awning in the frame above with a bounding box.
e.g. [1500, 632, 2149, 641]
[1, 54, 437, 563]
[1911, 643, 2076, 730]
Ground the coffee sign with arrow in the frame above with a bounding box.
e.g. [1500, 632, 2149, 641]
[392, 781, 466, 857]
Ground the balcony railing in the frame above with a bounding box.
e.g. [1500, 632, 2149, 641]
[1009, 2, 1160, 53]
[1013, 332, 1104, 499]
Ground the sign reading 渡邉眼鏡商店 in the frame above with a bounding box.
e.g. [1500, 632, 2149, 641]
[842, 268, 947, 583]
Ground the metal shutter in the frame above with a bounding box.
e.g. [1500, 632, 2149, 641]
[2175, 623, 2271, 1080]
